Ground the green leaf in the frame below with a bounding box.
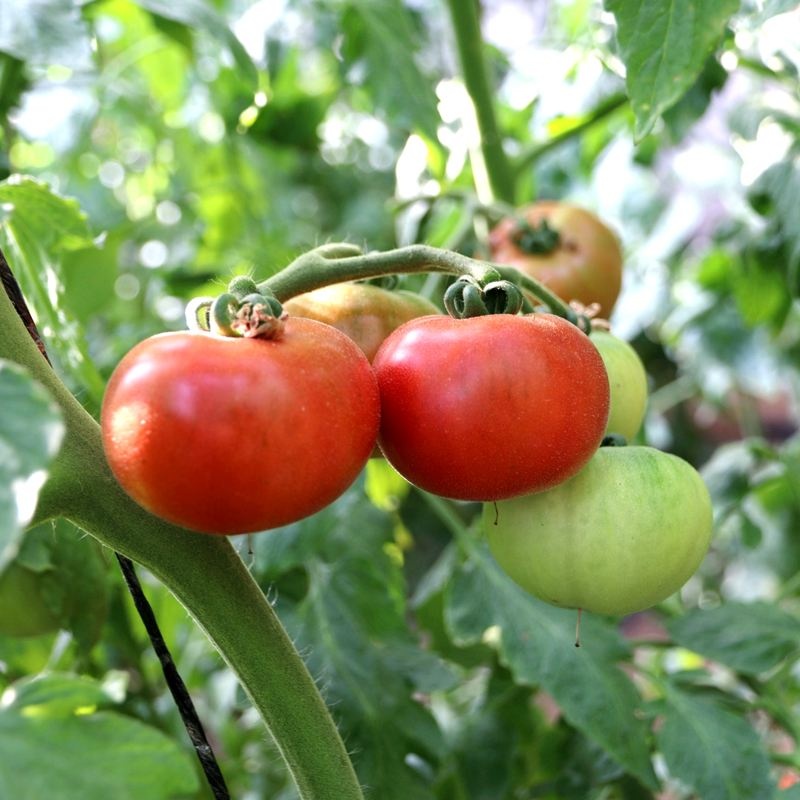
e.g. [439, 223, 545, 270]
[661, 55, 728, 142]
[0, 360, 64, 570]
[444, 543, 658, 789]
[137, 0, 258, 89]
[0, 0, 93, 69]
[0, 673, 199, 799]
[255, 489, 452, 799]
[0, 176, 106, 409]
[439, 672, 540, 800]
[3, 673, 111, 717]
[604, 0, 740, 139]
[0, 520, 110, 647]
[667, 602, 800, 675]
[337, 0, 440, 139]
[655, 682, 775, 800]
[750, 154, 800, 278]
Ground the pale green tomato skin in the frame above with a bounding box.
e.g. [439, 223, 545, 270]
[485, 447, 713, 617]
[591, 330, 648, 441]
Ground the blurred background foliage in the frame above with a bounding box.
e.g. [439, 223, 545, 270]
[2, 0, 800, 798]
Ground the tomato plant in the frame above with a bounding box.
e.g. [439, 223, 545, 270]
[101, 320, 380, 534]
[372, 312, 609, 501]
[5, 0, 799, 797]
[486, 445, 713, 616]
[282, 282, 440, 361]
[489, 201, 623, 317]
[591, 329, 648, 440]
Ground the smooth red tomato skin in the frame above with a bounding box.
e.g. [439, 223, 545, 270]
[489, 202, 623, 318]
[372, 314, 610, 501]
[101, 319, 380, 534]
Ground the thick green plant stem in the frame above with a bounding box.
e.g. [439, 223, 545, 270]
[0, 286, 364, 800]
[264, 243, 576, 322]
[443, 0, 515, 203]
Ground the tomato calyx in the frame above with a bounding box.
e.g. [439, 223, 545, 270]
[186, 277, 287, 339]
[512, 219, 561, 255]
[443, 276, 524, 318]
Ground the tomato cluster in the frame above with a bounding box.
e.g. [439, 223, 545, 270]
[102, 254, 711, 618]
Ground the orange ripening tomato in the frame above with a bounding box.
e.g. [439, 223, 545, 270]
[283, 283, 440, 361]
[489, 201, 623, 318]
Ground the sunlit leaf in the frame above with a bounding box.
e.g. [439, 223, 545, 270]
[337, 0, 439, 139]
[605, 0, 740, 138]
[0, 0, 92, 68]
[137, 0, 257, 89]
[0, 673, 199, 800]
[0, 360, 64, 571]
[0, 177, 105, 409]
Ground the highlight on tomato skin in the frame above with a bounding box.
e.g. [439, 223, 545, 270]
[485, 446, 713, 617]
[100, 319, 381, 535]
[489, 201, 624, 319]
[372, 312, 610, 503]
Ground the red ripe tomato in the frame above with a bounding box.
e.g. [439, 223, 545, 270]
[101, 319, 380, 534]
[372, 313, 609, 501]
[489, 202, 623, 318]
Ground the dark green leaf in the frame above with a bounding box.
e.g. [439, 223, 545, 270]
[0, 360, 63, 570]
[655, 682, 775, 800]
[605, 0, 740, 138]
[750, 155, 800, 278]
[0, 0, 93, 68]
[439, 673, 540, 800]
[0, 177, 106, 409]
[0, 519, 110, 647]
[137, 0, 257, 89]
[667, 602, 800, 675]
[662, 56, 728, 142]
[256, 489, 450, 799]
[0, 673, 199, 799]
[444, 543, 658, 789]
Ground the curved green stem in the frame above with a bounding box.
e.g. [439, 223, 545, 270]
[512, 91, 629, 174]
[443, 0, 515, 203]
[0, 286, 364, 800]
[263, 243, 576, 322]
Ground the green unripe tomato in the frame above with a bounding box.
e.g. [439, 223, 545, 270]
[591, 330, 648, 440]
[0, 562, 61, 638]
[485, 446, 713, 616]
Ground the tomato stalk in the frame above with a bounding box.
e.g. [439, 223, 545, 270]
[260, 243, 581, 325]
[0, 285, 365, 800]
[443, 0, 515, 204]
